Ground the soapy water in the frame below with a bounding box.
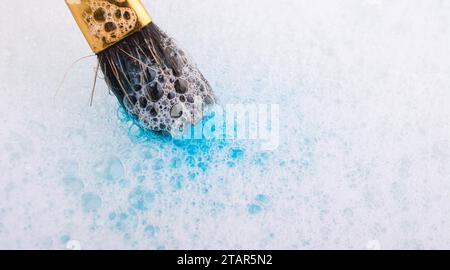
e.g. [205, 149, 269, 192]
[55, 106, 275, 248]
[2, 0, 450, 249]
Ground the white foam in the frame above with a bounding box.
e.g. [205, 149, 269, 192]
[1, 0, 450, 250]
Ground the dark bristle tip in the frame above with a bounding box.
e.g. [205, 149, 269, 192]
[98, 22, 216, 134]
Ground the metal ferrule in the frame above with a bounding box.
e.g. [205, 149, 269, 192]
[66, 0, 152, 53]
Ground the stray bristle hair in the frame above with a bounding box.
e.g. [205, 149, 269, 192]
[98, 22, 216, 135]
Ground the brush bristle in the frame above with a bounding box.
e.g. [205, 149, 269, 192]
[98, 22, 215, 135]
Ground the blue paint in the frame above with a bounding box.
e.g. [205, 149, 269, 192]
[188, 172, 198, 180]
[82, 192, 102, 212]
[173, 139, 189, 148]
[230, 148, 245, 159]
[152, 159, 164, 171]
[63, 176, 84, 193]
[170, 174, 184, 190]
[248, 204, 263, 215]
[144, 225, 159, 237]
[187, 144, 200, 155]
[60, 235, 70, 244]
[128, 124, 145, 141]
[113, 211, 138, 233]
[185, 156, 196, 167]
[133, 163, 142, 173]
[98, 106, 258, 242]
[253, 152, 270, 166]
[143, 150, 155, 160]
[198, 162, 208, 172]
[256, 194, 269, 203]
[119, 212, 128, 220]
[128, 186, 155, 211]
[119, 179, 130, 188]
[170, 158, 182, 169]
[104, 157, 124, 181]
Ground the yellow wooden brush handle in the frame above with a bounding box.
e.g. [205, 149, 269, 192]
[66, 0, 152, 53]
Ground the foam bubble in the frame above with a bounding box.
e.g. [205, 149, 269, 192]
[120, 33, 216, 136]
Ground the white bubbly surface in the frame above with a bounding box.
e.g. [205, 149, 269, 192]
[1, 0, 450, 249]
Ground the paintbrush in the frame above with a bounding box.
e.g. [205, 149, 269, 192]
[65, 0, 215, 135]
